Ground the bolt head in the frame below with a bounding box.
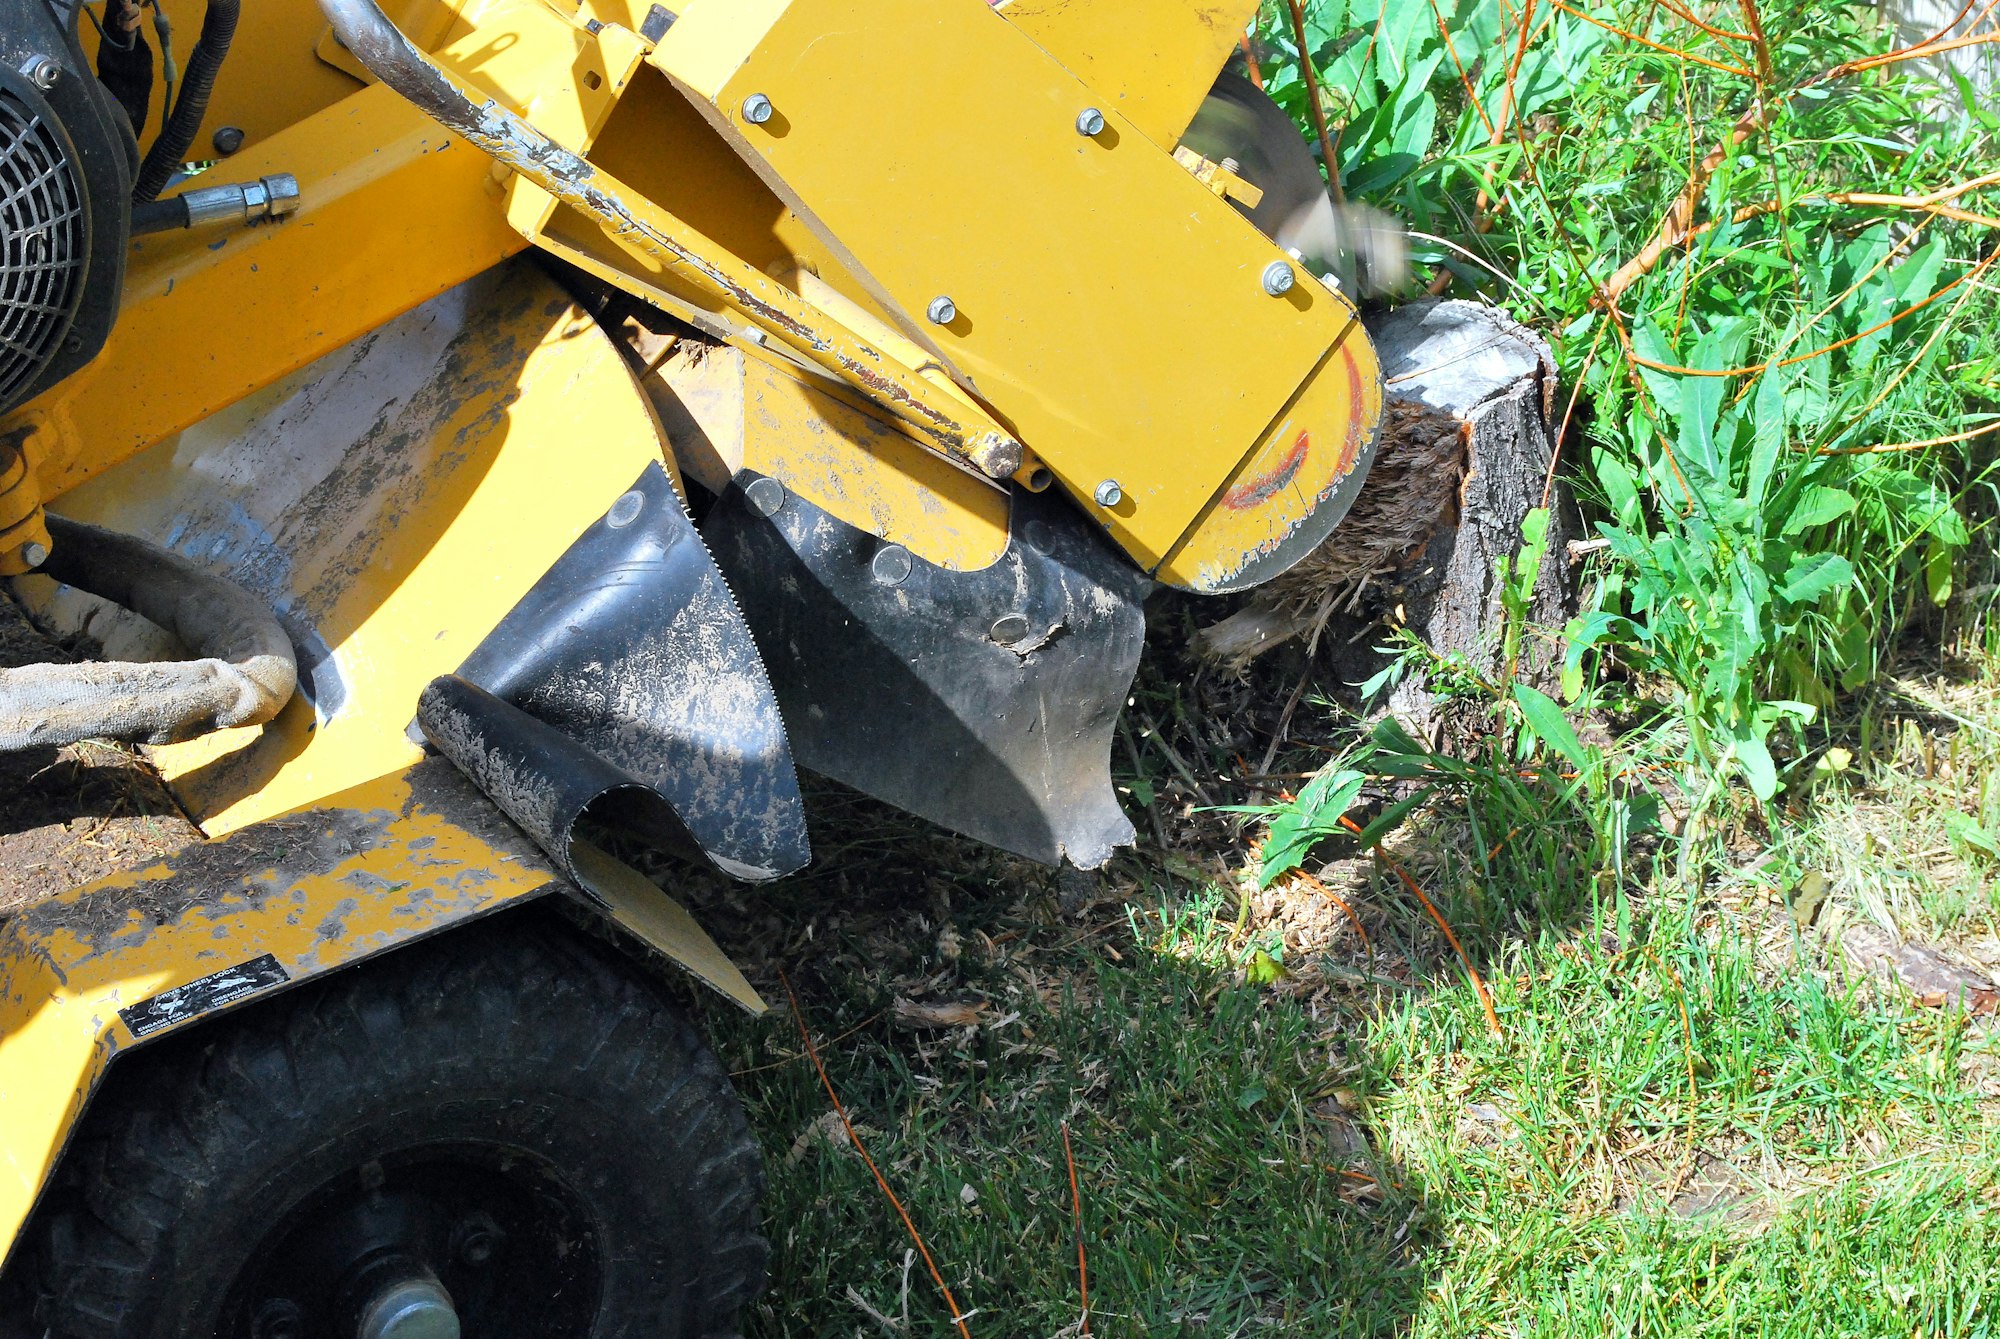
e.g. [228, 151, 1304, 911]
[451, 1212, 506, 1266]
[871, 544, 913, 586]
[1093, 479, 1123, 508]
[926, 295, 957, 326]
[212, 125, 246, 155]
[989, 614, 1030, 645]
[1261, 259, 1296, 297]
[741, 93, 774, 124]
[605, 488, 645, 529]
[20, 55, 58, 90]
[1075, 107, 1106, 137]
[744, 475, 786, 518]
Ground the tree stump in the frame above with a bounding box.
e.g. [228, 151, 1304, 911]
[1198, 298, 1572, 750]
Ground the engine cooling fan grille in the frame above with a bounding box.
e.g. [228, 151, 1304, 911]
[0, 86, 85, 410]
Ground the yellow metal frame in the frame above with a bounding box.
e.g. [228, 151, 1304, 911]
[0, 762, 560, 1263]
[0, 760, 763, 1268]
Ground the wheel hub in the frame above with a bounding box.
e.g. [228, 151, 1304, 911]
[354, 1269, 460, 1339]
[225, 1143, 601, 1339]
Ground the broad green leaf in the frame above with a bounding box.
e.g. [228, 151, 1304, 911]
[1513, 684, 1589, 773]
[1925, 537, 1954, 607]
[1779, 552, 1856, 605]
[1346, 787, 1433, 850]
[1746, 367, 1788, 508]
[1945, 812, 2000, 858]
[1780, 486, 1858, 535]
[1732, 731, 1778, 801]
[1259, 768, 1368, 888]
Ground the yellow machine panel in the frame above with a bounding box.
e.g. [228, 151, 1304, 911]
[654, 0, 1369, 578]
[642, 342, 1010, 572]
[999, 0, 1262, 150]
[17, 263, 671, 833]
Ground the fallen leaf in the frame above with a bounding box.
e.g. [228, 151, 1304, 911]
[1842, 922, 1999, 1011]
[892, 997, 988, 1029]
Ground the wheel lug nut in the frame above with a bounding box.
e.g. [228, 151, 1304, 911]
[451, 1211, 505, 1266]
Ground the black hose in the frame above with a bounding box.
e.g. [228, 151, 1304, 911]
[132, 0, 239, 203]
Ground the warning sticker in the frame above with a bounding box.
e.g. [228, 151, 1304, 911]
[118, 954, 292, 1039]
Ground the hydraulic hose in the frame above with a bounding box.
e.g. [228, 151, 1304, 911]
[0, 513, 296, 751]
[133, 0, 241, 203]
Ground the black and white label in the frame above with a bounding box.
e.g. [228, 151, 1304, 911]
[118, 954, 292, 1039]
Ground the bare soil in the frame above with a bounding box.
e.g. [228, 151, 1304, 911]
[0, 589, 199, 917]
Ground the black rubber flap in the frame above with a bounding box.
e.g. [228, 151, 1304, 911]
[421, 463, 809, 882]
[703, 476, 1149, 869]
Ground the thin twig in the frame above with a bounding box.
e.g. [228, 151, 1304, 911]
[1627, 243, 2000, 377]
[1339, 816, 1502, 1037]
[1548, 0, 1755, 73]
[1817, 419, 2000, 456]
[781, 972, 975, 1339]
[1239, 31, 1263, 89]
[1062, 1122, 1092, 1336]
[1285, 0, 1346, 203]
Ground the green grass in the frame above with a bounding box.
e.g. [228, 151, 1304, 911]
[703, 764, 1998, 1337]
[688, 2, 2000, 1330]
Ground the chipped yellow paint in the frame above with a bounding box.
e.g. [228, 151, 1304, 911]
[0, 761, 563, 1268]
[1158, 302, 1386, 592]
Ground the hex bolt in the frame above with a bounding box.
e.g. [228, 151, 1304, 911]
[212, 125, 246, 155]
[450, 1212, 506, 1267]
[1075, 107, 1105, 137]
[1261, 259, 1296, 297]
[20, 541, 48, 568]
[925, 295, 957, 326]
[1093, 479, 1123, 508]
[740, 92, 774, 124]
[871, 544, 913, 586]
[20, 55, 58, 90]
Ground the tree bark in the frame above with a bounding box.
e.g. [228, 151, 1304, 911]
[1198, 298, 1573, 750]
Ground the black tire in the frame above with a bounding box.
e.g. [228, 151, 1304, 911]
[28, 911, 767, 1339]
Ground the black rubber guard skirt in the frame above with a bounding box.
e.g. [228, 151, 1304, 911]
[703, 473, 1150, 870]
[418, 463, 810, 883]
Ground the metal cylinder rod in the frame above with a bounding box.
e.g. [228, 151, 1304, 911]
[314, 0, 1029, 482]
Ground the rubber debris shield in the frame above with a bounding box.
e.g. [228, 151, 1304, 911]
[420, 463, 810, 882]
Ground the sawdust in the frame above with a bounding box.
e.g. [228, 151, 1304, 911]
[0, 590, 200, 918]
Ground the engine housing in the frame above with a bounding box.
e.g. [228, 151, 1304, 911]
[0, 0, 133, 417]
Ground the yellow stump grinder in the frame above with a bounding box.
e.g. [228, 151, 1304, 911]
[0, 0, 1394, 1331]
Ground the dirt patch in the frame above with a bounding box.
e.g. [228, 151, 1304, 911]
[0, 588, 200, 917]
